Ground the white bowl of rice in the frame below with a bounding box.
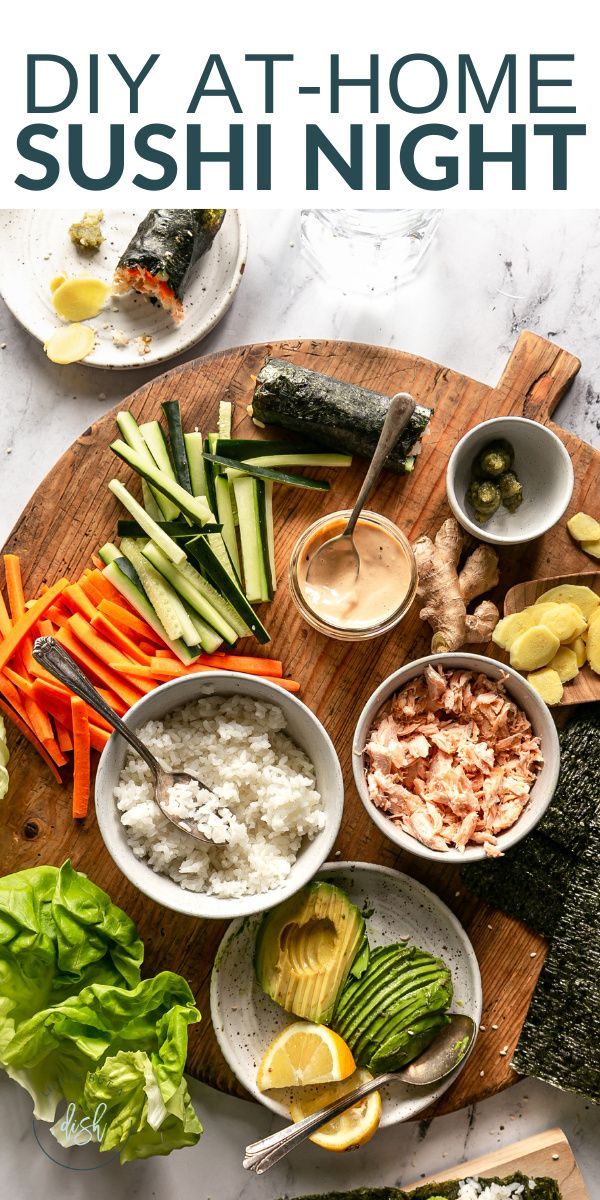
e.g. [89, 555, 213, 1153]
[95, 671, 343, 920]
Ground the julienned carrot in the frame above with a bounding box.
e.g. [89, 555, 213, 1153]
[37, 619, 55, 638]
[108, 660, 206, 680]
[55, 626, 144, 709]
[0, 674, 28, 719]
[139, 640, 159, 657]
[4, 555, 26, 619]
[55, 720, 73, 753]
[90, 611, 153, 665]
[269, 678, 300, 693]
[89, 724, 110, 752]
[154, 649, 174, 659]
[0, 695, 62, 784]
[91, 554, 105, 571]
[88, 569, 130, 606]
[71, 696, 90, 818]
[96, 686, 128, 717]
[200, 653, 284, 677]
[32, 678, 113, 734]
[96, 598, 164, 645]
[42, 735, 68, 769]
[63, 583, 97, 623]
[77, 576, 105, 607]
[45, 605, 70, 629]
[67, 613, 156, 697]
[0, 589, 12, 638]
[0, 579, 69, 673]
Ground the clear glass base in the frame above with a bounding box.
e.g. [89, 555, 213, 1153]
[301, 208, 442, 296]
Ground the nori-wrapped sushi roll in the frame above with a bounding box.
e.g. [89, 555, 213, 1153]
[113, 209, 225, 321]
[252, 359, 432, 474]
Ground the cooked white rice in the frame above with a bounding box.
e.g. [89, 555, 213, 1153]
[114, 694, 325, 898]
[457, 1180, 526, 1200]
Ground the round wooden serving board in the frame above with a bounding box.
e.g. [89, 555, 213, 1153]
[1, 330, 597, 1118]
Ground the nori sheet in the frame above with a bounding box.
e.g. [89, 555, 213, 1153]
[511, 811, 600, 1101]
[461, 705, 600, 936]
[282, 1173, 561, 1200]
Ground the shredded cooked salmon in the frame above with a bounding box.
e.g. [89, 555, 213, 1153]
[365, 665, 543, 856]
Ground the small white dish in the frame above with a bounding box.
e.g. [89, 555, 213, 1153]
[352, 652, 560, 865]
[210, 861, 482, 1128]
[0, 209, 247, 369]
[446, 416, 573, 545]
[95, 671, 343, 920]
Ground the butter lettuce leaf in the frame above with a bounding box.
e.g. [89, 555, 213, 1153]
[3, 971, 201, 1159]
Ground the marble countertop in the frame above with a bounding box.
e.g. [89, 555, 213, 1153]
[0, 209, 598, 1198]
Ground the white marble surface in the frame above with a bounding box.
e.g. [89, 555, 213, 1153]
[0, 210, 598, 1196]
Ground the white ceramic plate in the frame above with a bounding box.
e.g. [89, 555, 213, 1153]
[210, 861, 482, 1128]
[0, 209, 247, 369]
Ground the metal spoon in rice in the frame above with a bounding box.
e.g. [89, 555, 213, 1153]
[33, 636, 219, 844]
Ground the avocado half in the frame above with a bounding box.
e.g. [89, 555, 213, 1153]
[254, 882, 367, 1024]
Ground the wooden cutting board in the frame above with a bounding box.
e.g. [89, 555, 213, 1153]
[504, 571, 600, 704]
[0, 329, 597, 1117]
[417, 1127, 589, 1197]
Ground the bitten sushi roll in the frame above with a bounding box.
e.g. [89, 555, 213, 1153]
[113, 209, 226, 322]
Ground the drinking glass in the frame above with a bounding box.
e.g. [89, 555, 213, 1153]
[300, 208, 442, 295]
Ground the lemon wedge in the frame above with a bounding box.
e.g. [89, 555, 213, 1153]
[44, 323, 95, 365]
[256, 1022, 355, 1091]
[52, 276, 110, 321]
[289, 1067, 382, 1151]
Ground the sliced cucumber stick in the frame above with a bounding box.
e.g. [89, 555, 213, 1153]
[111, 440, 213, 528]
[215, 475, 241, 577]
[142, 542, 238, 645]
[102, 560, 199, 664]
[186, 535, 270, 644]
[116, 411, 179, 522]
[184, 431, 207, 498]
[232, 475, 272, 603]
[119, 538, 198, 646]
[162, 400, 192, 493]
[108, 479, 186, 565]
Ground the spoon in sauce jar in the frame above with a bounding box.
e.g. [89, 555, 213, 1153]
[305, 391, 416, 592]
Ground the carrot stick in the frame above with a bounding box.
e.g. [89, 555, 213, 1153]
[91, 554, 105, 571]
[107, 660, 189, 680]
[89, 724, 110, 752]
[96, 686, 128, 717]
[4, 665, 36, 697]
[272, 679, 301, 693]
[77, 576, 105, 607]
[153, 649, 175, 659]
[4, 555, 26, 620]
[37, 618, 55, 638]
[89, 612, 153, 665]
[67, 613, 155, 696]
[71, 697, 90, 819]
[23, 696, 53, 742]
[45, 605, 71, 630]
[199, 653, 284, 677]
[32, 678, 113, 733]
[42, 734, 68, 768]
[62, 583, 97, 623]
[55, 626, 144, 708]
[139, 640, 159, 657]
[0, 589, 12, 638]
[0, 579, 69, 673]
[55, 720, 73, 753]
[96, 599, 163, 645]
[89, 569, 131, 606]
[0, 674, 28, 719]
[0, 695, 62, 783]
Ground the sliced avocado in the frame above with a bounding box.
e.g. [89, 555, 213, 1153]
[332, 942, 453, 1073]
[254, 881, 366, 1024]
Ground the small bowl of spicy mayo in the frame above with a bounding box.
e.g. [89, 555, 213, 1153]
[289, 510, 418, 641]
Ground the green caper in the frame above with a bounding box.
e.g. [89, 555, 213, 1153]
[473, 438, 515, 479]
[467, 479, 502, 522]
[499, 470, 523, 512]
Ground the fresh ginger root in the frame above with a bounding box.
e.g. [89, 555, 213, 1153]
[414, 517, 500, 652]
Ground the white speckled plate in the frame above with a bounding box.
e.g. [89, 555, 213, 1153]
[210, 861, 482, 1128]
[0, 208, 247, 369]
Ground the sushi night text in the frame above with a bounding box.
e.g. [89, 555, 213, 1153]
[14, 52, 586, 195]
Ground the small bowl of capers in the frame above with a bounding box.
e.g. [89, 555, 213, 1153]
[446, 416, 574, 546]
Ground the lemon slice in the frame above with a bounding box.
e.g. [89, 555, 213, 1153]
[289, 1067, 382, 1151]
[256, 1022, 355, 1091]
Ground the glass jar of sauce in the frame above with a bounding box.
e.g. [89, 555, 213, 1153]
[289, 510, 418, 641]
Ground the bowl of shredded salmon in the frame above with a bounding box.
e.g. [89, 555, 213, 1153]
[353, 653, 560, 863]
